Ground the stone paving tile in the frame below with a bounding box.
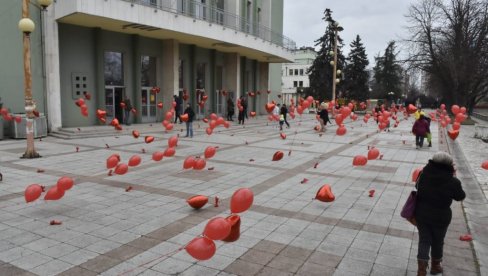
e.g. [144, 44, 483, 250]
[0, 113, 483, 276]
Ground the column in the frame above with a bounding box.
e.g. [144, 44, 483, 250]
[162, 39, 179, 115]
[223, 53, 241, 101]
[44, 6, 62, 131]
[257, 62, 269, 114]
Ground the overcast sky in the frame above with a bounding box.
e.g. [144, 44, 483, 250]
[283, 0, 415, 65]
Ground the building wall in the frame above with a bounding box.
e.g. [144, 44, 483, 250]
[268, 0, 284, 103]
[0, 2, 45, 116]
[281, 49, 317, 104]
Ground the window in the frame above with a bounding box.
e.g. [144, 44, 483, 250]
[299, 81, 303, 87]
[293, 81, 298, 87]
[179, 59, 184, 89]
[196, 63, 205, 90]
[300, 69, 304, 76]
[104, 52, 123, 86]
[141, 56, 157, 87]
[289, 69, 293, 76]
[294, 69, 298, 75]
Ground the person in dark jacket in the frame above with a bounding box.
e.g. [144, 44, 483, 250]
[174, 95, 183, 124]
[412, 113, 430, 149]
[227, 97, 234, 121]
[318, 103, 332, 132]
[280, 104, 290, 128]
[183, 103, 195, 138]
[414, 151, 465, 276]
[238, 96, 246, 125]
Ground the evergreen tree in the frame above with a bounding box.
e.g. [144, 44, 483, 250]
[372, 41, 403, 100]
[343, 35, 369, 101]
[307, 9, 345, 102]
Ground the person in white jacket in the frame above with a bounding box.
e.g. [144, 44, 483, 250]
[273, 104, 281, 129]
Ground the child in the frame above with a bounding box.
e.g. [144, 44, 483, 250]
[279, 114, 285, 131]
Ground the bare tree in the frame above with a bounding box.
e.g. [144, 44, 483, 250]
[405, 0, 488, 114]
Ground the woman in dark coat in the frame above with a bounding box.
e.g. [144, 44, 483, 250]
[414, 151, 465, 276]
[412, 114, 430, 149]
[318, 103, 332, 132]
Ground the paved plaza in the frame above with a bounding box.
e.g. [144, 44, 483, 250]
[0, 112, 486, 276]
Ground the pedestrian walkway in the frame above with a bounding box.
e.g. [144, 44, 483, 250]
[0, 111, 484, 276]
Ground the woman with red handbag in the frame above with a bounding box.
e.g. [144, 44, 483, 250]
[414, 152, 465, 276]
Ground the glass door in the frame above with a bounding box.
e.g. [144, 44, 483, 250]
[141, 88, 157, 123]
[105, 86, 124, 123]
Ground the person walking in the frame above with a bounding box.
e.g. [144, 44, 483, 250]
[183, 103, 195, 138]
[227, 97, 234, 121]
[273, 103, 280, 128]
[280, 104, 290, 128]
[425, 115, 433, 147]
[318, 103, 332, 132]
[412, 113, 430, 149]
[242, 96, 248, 119]
[414, 151, 465, 276]
[123, 96, 132, 126]
[238, 96, 246, 125]
[174, 95, 182, 124]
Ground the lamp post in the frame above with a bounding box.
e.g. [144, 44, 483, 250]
[18, 0, 52, 158]
[324, 9, 343, 103]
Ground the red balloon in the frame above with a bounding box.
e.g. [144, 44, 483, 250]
[452, 122, 461, 130]
[25, 184, 43, 203]
[157, 102, 163, 109]
[341, 107, 351, 118]
[132, 130, 140, 139]
[193, 158, 206, 170]
[209, 120, 217, 129]
[165, 111, 173, 121]
[203, 217, 231, 240]
[272, 151, 284, 161]
[451, 105, 460, 115]
[265, 103, 275, 113]
[482, 160, 488, 170]
[180, 114, 189, 122]
[165, 123, 174, 131]
[455, 113, 465, 123]
[222, 215, 241, 242]
[168, 136, 178, 148]
[280, 132, 286, 139]
[183, 156, 195, 169]
[56, 177, 74, 191]
[335, 114, 344, 125]
[315, 184, 335, 202]
[440, 104, 446, 110]
[230, 188, 253, 213]
[407, 104, 417, 114]
[114, 163, 128, 175]
[185, 237, 216, 261]
[250, 111, 256, 117]
[204, 146, 216, 159]
[448, 129, 459, 140]
[412, 168, 423, 182]
[145, 136, 154, 144]
[352, 155, 368, 166]
[367, 148, 380, 160]
[106, 155, 119, 169]
[187, 195, 208, 209]
[164, 147, 176, 157]
[128, 155, 142, 167]
[44, 186, 65, 201]
[223, 121, 230, 128]
[217, 117, 225, 125]
[336, 126, 347, 136]
[152, 151, 164, 161]
[206, 127, 213, 135]
[210, 113, 218, 120]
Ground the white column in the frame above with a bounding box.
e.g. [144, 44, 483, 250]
[44, 5, 62, 131]
[162, 39, 179, 111]
[224, 53, 241, 101]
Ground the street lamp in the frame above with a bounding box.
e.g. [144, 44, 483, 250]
[324, 9, 343, 103]
[18, 0, 53, 158]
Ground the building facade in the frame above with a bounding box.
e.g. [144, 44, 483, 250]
[281, 47, 316, 104]
[0, 0, 294, 131]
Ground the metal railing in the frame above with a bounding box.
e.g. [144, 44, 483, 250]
[123, 0, 296, 50]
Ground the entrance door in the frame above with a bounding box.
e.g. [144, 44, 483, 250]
[105, 86, 124, 123]
[141, 87, 157, 123]
[216, 90, 225, 116]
